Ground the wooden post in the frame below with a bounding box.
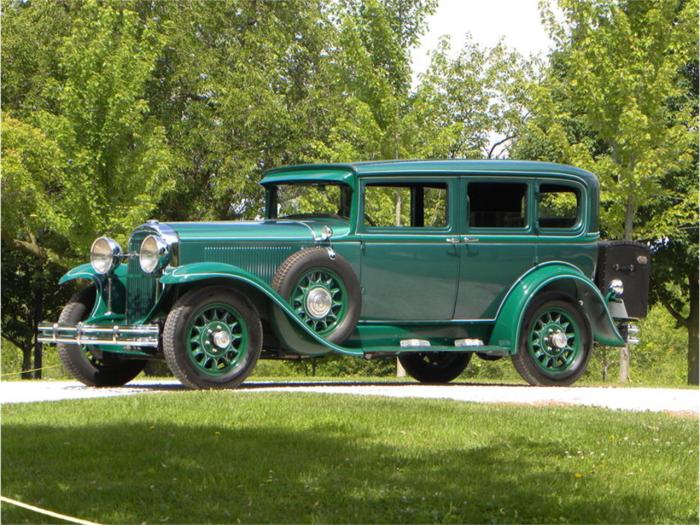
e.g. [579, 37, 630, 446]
[396, 357, 406, 378]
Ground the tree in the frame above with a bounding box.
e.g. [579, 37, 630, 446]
[1, 0, 438, 376]
[402, 35, 536, 160]
[514, 0, 697, 382]
[2, 0, 175, 374]
[643, 60, 699, 385]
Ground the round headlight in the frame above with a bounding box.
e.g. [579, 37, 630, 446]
[608, 279, 624, 299]
[139, 235, 169, 274]
[90, 237, 122, 275]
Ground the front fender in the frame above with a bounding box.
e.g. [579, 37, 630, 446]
[161, 263, 362, 357]
[489, 262, 625, 351]
[57, 263, 128, 322]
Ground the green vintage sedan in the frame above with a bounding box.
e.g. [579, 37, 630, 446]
[39, 160, 650, 388]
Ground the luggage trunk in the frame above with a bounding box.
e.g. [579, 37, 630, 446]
[595, 241, 650, 319]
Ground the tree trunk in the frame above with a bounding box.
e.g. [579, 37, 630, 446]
[21, 347, 32, 380]
[33, 287, 44, 379]
[396, 357, 406, 378]
[395, 191, 402, 226]
[687, 271, 699, 385]
[688, 322, 699, 386]
[618, 194, 635, 383]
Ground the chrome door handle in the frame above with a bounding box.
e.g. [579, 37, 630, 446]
[446, 237, 461, 244]
[462, 236, 479, 243]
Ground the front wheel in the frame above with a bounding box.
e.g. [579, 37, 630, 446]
[57, 287, 147, 387]
[163, 287, 262, 389]
[398, 352, 472, 383]
[512, 293, 592, 386]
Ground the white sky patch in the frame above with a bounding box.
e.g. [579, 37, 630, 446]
[411, 0, 554, 81]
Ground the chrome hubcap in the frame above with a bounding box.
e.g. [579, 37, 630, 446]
[212, 329, 231, 349]
[549, 330, 568, 350]
[305, 287, 333, 319]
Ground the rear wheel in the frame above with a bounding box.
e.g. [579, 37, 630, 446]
[163, 287, 262, 389]
[398, 352, 472, 383]
[57, 287, 147, 387]
[512, 293, 592, 386]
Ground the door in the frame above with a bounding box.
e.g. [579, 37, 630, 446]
[535, 178, 598, 277]
[358, 178, 460, 321]
[453, 177, 537, 320]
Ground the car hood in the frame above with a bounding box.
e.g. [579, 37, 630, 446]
[158, 218, 351, 242]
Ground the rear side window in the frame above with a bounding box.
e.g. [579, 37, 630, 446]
[538, 184, 580, 229]
[364, 182, 448, 228]
[468, 182, 528, 228]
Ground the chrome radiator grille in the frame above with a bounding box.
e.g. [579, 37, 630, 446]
[126, 231, 158, 323]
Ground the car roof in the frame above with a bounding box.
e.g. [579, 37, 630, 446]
[262, 159, 598, 187]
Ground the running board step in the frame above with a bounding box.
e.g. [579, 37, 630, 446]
[454, 338, 484, 347]
[364, 344, 511, 357]
[400, 339, 431, 348]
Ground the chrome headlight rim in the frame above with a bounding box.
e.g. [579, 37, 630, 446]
[90, 237, 122, 275]
[608, 279, 624, 299]
[139, 234, 170, 274]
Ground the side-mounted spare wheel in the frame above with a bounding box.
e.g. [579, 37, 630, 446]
[163, 286, 262, 389]
[512, 292, 593, 386]
[273, 247, 361, 344]
[57, 286, 147, 387]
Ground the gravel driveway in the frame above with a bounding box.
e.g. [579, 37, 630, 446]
[1, 379, 697, 414]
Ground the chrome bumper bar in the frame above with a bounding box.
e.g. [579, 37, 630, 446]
[37, 322, 159, 348]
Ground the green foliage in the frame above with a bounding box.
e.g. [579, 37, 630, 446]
[519, 0, 697, 239]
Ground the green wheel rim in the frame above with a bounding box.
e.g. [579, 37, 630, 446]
[185, 302, 249, 376]
[527, 306, 581, 375]
[292, 267, 348, 336]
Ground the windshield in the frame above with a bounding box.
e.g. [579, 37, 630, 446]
[267, 183, 352, 220]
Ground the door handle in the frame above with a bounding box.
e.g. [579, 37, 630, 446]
[462, 236, 479, 243]
[446, 237, 461, 244]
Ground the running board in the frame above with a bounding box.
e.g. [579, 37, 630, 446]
[364, 344, 510, 357]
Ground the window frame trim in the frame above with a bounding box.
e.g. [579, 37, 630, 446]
[464, 177, 534, 234]
[535, 179, 587, 236]
[357, 176, 454, 234]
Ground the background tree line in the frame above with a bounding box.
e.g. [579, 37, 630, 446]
[2, 0, 697, 383]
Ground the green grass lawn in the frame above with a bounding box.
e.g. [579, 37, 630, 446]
[2, 393, 697, 524]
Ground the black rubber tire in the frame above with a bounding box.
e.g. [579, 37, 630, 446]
[476, 352, 503, 361]
[163, 286, 262, 389]
[272, 247, 361, 344]
[57, 287, 147, 387]
[398, 352, 472, 383]
[512, 292, 592, 386]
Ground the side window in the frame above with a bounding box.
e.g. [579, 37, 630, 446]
[538, 184, 580, 229]
[364, 183, 448, 228]
[468, 182, 527, 228]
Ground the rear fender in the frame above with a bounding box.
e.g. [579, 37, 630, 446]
[489, 262, 625, 352]
[160, 263, 361, 357]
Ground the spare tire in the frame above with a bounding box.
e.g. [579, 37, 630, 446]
[272, 247, 361, 344]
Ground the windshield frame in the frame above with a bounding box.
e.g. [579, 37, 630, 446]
[265, 182, 353, 221]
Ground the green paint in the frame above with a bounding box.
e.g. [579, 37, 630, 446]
[527, 305, 582, 374]
[45, 160, 630, 365]
[185, 302, 249, 375]
[291, 267, 348, 335]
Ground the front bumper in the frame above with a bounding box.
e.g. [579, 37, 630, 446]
[37, 322, 159, 348]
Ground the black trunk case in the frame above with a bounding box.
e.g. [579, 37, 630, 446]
[595, 241, 650, 319]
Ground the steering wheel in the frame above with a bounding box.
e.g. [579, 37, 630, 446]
[364, 213, 377, 227]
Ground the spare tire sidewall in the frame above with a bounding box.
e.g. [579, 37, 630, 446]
[273, 247, 361, 344]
